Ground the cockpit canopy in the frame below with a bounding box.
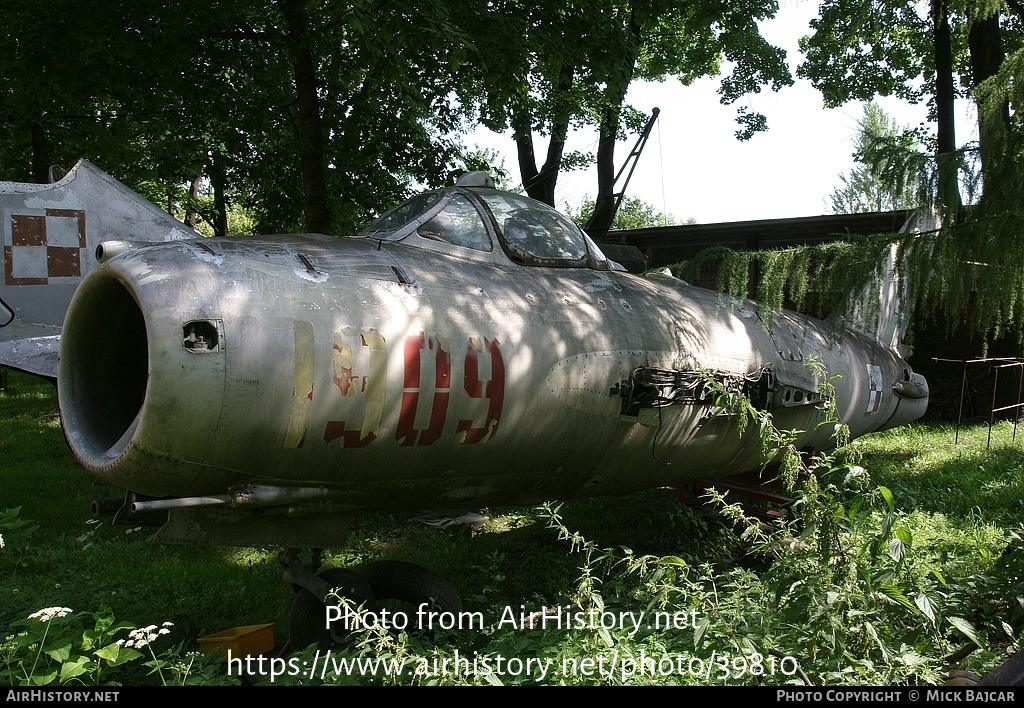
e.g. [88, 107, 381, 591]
[357, 185, 622, 271]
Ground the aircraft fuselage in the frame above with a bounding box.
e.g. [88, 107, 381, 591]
[58, 234, 925, 512]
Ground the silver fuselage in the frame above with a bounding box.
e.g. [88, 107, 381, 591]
[58, 229, 927, 512]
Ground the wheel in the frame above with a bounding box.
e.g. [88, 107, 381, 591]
[288, 567, 375, 650]
[356, 559, 463, 634]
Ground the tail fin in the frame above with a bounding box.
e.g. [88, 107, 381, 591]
[841, 206, 940, 356]
[0, 159, 196, 378]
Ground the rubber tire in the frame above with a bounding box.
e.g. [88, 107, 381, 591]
[356, 560, 463, 633]
[288, 567, 375, 650]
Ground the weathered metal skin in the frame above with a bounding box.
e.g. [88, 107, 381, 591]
[57, 184, 927, 540]
[0, 159, 196, 378]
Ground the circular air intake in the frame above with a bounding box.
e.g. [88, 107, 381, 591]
[59, 274, 149, 464]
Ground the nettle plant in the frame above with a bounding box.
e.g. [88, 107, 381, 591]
[695, 358, 980, 685]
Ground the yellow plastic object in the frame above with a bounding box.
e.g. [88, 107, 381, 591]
[197, 623, 275, 659]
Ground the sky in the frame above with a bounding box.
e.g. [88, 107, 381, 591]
[467, 0, 978, 225]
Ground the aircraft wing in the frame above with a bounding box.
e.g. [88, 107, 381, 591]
[0, 325, 60, 379]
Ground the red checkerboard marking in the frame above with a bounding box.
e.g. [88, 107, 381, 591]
[4, 209, 87, 285]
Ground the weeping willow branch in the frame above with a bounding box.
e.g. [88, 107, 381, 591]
[669, 234, 905, 322]
[668, 214, 1024, 351]
[669, 39, 1024, 350]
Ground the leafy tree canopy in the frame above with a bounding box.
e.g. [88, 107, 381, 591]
[3, 1, 1024, 346]
[566, 195, 687, 230]
[454, 0, 793, 217]
[0, 0, 482, 234]
[675, 1, 1024, 348]
[829, 102, 928, 214]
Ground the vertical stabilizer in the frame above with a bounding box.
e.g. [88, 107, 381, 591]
[0, 159, 196, 378]
[842, 206, 939, 357]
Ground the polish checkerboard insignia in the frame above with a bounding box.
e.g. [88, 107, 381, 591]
[4, 209, 87, 285]
[866, 363, 883, 414]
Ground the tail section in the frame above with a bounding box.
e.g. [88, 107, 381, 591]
[0, 159, 196, 378]
[841, 206, 940, 358]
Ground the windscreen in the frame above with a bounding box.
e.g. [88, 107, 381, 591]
[358, 191, 445, 240]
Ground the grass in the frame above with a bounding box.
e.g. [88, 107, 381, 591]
[1, 369, 1022, 686]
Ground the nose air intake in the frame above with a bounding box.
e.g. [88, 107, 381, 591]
[58, 274, 148, 466]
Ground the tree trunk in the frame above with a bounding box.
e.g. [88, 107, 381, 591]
[186, 174, 202, 229]
[967, 12, 1009, 195]
[586, 115, 620, 239]
[209, 153, 229, 239]
[30, 122, 50, 183]
[585, 14, 640, 239]
[514, 108, 543, 203]
[514, 63, 574, 207]
[278, 0, 331, 234]
[932, 0, 962, 215]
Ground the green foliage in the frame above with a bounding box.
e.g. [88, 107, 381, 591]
[798, 0, 937, 108]
[3, 1, 1024, 345]
[0, 507, 37, 547]
[671, 187, 1024, 349]
[686, 362, 1007, 685]
[2, 370, 1021, 685]
[0, 0, 481, 235]
[676, 119, 1024, 345]
[566, 195, 681, 230]
[787, 0, 1024, 346]
[0, 604, 234, 686]
[830, 103, 931, 214]
[670, 235, 899, 323]
[453, 0, 794, 203]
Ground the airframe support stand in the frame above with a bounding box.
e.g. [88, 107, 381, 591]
[152, 507, 353, 547]
[933, 357, 1024, 448]
[146, 507, 359, 605]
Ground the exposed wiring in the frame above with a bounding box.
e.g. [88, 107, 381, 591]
[619, 366, 776, 465]
[623, 365, 774, 415]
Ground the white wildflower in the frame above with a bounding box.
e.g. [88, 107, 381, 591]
[28, 607, 73, 622]
[126, 624, 161, 649]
